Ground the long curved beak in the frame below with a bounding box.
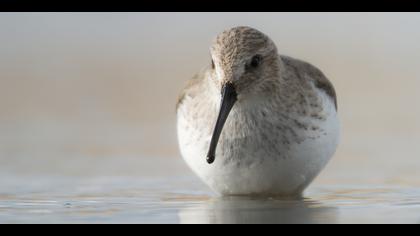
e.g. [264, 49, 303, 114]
[206, 82, 237, 164]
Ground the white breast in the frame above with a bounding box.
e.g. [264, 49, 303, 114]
[177, 89, 339, 197]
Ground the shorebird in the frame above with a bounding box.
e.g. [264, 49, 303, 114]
[176, 26, 339, 197]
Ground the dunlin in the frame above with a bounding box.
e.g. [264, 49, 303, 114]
[176, 26, 339, 197]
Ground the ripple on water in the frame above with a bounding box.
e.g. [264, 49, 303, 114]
[1, 176, 420, 223]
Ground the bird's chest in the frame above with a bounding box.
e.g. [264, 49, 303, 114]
[179, 95, 326, 165]
[215, 107, 308, 165]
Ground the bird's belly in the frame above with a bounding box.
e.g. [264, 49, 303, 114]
[218, 130, 336, 196]
[177, 104, 339, 196]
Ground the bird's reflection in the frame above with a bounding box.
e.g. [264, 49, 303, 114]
[179, 196, 338, 224]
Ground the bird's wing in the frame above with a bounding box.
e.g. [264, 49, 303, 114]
[311, 68, 337, 111]
[176, 68, 208, 111]
[280, 55, 338, 111]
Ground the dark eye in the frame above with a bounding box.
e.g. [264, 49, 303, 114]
[250, 54, 262, 68]
[211, 59, 215, 69]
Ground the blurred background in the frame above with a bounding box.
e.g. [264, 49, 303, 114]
[1, 12, 420, 188]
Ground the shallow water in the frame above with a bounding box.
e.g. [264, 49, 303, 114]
[1, 168, 420, 224]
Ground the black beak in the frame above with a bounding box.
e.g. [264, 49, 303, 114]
[206, 82, 237, 164]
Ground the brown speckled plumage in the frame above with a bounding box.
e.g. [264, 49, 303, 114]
[176, 26, 340, 196]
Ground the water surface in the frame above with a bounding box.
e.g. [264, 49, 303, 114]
[1, 159, 420, 224]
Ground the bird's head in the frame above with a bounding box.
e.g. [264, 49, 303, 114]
[206, 26, 281, 164]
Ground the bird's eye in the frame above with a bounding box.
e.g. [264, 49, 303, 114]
[211, 59, 215, 69]
[250, 55, 262, 68]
